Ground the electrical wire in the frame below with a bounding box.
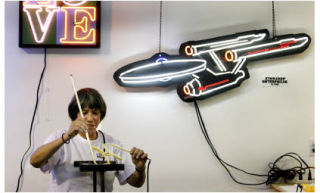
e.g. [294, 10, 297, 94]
[265, 152, 313, 185]
[193, 100, 314, 186]
[158, 0, 163, 53]
[16, 48, 47, 192]
[272, 1, 277, 38]
[194, 100, 267, 185]
[146, 159, 151, 192]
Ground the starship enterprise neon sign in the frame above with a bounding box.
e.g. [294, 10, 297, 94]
[114, 29, 311, 102]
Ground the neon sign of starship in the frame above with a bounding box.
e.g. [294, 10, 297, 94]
[114, 29, 311, 102]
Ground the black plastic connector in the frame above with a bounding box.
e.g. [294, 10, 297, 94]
[298, 172, 303, 180]
[308, 171, 312, 181]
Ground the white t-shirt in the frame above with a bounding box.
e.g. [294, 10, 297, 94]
[40, 129, 135, 192]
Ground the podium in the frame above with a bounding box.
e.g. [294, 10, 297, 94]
[74, 161, 124, 192]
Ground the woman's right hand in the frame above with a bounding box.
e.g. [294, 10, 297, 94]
[65, 117, 88, 140]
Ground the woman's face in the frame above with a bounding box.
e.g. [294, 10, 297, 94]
[77, 107, 101, 136]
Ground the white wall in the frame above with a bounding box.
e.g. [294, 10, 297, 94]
[5, 1, 315, 192]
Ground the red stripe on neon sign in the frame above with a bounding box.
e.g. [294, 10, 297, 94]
[198, 79, 230, 91]
[248, 41, 297, 55]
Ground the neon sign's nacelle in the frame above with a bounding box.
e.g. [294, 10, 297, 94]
[19, 0, 100, 48]
[114, 29, 311, 102]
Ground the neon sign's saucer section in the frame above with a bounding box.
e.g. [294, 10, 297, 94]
[114, 53, 207, 87]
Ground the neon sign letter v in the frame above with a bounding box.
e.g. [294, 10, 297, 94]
[23, 6, 59, 43]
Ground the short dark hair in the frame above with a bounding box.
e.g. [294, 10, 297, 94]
[68, 88, 107, 121]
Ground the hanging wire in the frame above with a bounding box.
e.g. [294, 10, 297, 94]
[147, 159, 152, 192]
[158, 0, 163, 53]
[16, 48, 47, 192]
[271, 1, 277, 38]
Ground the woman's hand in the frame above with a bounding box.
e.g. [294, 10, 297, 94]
[65, 117, 88, 140]
[130, 147, 148, 171]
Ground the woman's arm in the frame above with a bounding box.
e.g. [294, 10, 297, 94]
[126, 168, 146, 188]
[126, 147, 148, 188]
[29, 134, 67, 168]
[30, 117, 88, 168]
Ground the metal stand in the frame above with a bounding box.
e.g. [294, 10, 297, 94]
[74, 161, 124, 192]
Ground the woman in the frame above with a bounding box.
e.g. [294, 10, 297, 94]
[30, 88, 148, 191]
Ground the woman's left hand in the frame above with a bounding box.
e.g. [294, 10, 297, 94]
[130, 147, 148, 171]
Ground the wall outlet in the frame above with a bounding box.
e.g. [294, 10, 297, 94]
[309, 139, 315, 157]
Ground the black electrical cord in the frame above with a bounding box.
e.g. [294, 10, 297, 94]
[194, 100, 267, 185]
[16, 48, 47, 192]
[146, 159, 151, 192]
[158, 0, 163, 53]
[265, 153, 313, 185]
[193, 100, 314, 186]
[271, 1, 277, 38]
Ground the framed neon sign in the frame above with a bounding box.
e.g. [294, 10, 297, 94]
[19, 0, 100, 48]
[114, 29, 311, 102]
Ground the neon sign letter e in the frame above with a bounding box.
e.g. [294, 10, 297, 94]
[60, 7, 97, 44]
